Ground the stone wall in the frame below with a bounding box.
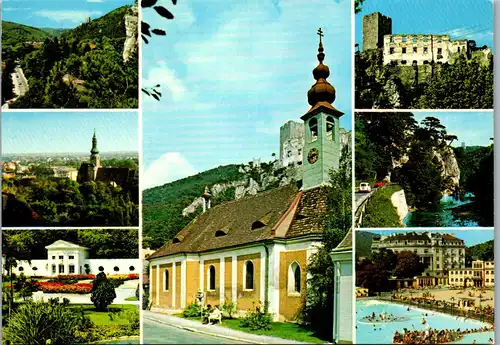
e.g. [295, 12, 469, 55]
[362, 12, 392, 51]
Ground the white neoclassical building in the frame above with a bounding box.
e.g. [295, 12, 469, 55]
[7, 240, 140, 277]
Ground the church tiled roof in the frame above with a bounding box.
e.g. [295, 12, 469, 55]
[148, 184, 330, 260]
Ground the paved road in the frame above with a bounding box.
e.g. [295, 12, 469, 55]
[143, 317, 245, 344]
[11, 65, 28, 97]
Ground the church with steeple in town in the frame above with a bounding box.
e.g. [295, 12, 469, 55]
[77, 130, 137, 186]
[147, 29, 352, 343]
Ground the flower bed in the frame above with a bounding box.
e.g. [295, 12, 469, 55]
[52, 274, 96, 280]
[35, 281, 93, 294]
[107, 274, 139, 280]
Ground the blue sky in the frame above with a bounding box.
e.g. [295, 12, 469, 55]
[142, 0, 353, 189]
[2, 0, 133, 28]
[364, 230, 494, 247]
[413, 112, 494, 147]
[355, 0, 494, 52]
[2, 112, 138, 154]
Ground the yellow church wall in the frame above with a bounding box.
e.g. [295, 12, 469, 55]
[236, 253, 261, 311]
[159, 263, 173, 307]
[175, 262, 181, 308]
[204, 259, 220, 307]
[279, 250, 307, 321]
[224, 257, 232, 303]
[185, 261, 200, 306]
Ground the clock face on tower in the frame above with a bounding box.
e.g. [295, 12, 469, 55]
[307, 148, 319, 164]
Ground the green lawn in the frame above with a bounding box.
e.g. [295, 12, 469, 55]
[125, 296, 137, 301]
[67, 304, 138, 326]
[176, 314, 327, 344]
[362, 184, 403, 227]
[221, 319, 327, 343]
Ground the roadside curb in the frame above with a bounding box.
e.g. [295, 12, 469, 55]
[146, 316, 261, 344]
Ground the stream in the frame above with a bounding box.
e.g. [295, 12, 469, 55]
[403, 193, 486, 227]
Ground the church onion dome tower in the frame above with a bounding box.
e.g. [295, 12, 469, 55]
[91, 129, 99, 155]
[304, 28, 344, 118]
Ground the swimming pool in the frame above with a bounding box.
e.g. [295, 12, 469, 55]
[356, 300, 494, 344]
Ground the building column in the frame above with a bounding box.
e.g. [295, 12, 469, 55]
[149, 264, 153, 307]
[200, 260, 204, 291]
[181, 260, 187, 308]
[219, 257, 225, 305]
[231, 256, 237, 305]
[260, 250, 265, 304]
[155, 264, 160, 305]
[172, 262, 177, 308]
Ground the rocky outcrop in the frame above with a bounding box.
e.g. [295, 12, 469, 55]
[432, 146, 460, 195]
[123, 5, 138, 63]
[391, 189, 409, 224]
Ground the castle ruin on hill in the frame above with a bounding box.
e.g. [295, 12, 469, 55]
[362, 12, 491, 66]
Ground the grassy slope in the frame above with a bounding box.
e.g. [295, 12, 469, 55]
[2, 21, 53, 46]
[63, 5, 130, 42]
[362, 185, 402, 228]
[143, 164, 244, 249]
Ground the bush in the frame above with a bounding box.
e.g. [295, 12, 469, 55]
[183, 303, 201, 318]
[4, 301, 80, 344]
[91, 279, 116, 311]
[84, 264, 91, 275]
[240, 301, 272, 330]
[221, 301, 237, 319]
[142, 289, 150, 310]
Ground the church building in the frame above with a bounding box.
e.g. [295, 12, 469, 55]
[147, 30, 352, 340]
[77, 130, 137, 186]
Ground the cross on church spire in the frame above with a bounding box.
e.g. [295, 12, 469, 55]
[317, 28, 324, 44]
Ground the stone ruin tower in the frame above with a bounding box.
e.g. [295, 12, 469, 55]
[362, 12, 392, 51]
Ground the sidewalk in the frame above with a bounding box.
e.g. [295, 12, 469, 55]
[144, 311, 318, 344]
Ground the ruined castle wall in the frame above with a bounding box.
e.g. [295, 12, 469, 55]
[383, 34, 468, 65]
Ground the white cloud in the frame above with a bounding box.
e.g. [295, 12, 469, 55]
[143, 60, 187, 102]
[142, 152, 197, 190]
[34, 10, 103, 24]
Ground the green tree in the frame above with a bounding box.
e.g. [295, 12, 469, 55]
[394, 251, 426, 278]
[91, 274, 116, 311]
[303, 146, 352, 341]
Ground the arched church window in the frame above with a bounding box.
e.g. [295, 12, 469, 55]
[244, 261, 254, 290]
[288, 262, 301, 294]
[309, 118, 318, 142]
[208, 265, 216, 290]
[326, 116, 334, 140]
[164, 269, 169, 291]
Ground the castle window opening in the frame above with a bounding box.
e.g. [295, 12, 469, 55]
[208, 265, 216, 290]
[309, 118, 318, 142]
[424, 47, 428, 54]
[437, 36, 442, 42]
[413, 47, 417, 53]
[437, 48, 442, 55]
[326, 116, 335, 140]
[244, 261, 254, 290]
[412, 36, 417, 43]
[287, 151, 292, 157]
[69, 265, 75, 274]
[164, 269, 169, 291]
[298, 149, 302, 155]
[402, 37, 407, 43]
[423, 36, 428, 42]
[402, 47, 406, 54]
[390, 47, 395, 54]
